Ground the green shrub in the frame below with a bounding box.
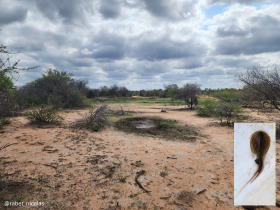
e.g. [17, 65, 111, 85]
[196, 98, 218, 116]
[16, 68, 87, 108]
[26, 105, 64, 125]
[214, 101, 244, 125]
[213, 89, 241, 104]
[196, 98, 244, 125]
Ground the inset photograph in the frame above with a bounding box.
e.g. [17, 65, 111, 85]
[234, 123, 275, 205]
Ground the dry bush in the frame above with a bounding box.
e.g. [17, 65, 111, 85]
[70, 104, 109, 131]
[235, 66, 280, 111]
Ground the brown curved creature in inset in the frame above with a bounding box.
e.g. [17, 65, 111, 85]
[240, 131, 270, 192]
[249, 131, 270, 182]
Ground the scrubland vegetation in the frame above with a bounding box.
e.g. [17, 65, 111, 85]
[1, 42, 280, 129]
[2, 40, 280, 209]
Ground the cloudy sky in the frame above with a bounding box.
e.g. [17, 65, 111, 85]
[0, 0, 280, 90]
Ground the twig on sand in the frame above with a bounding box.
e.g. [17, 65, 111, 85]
[135, 170, 151, 194]
[0, 142, 18, 151]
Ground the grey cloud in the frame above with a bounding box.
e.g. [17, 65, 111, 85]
[8, 25, 82, 56]
[106, 70, 129, 80]
[66, 58, 93, 68]
[36, 0, 93, 25]
[217, 58, 256, 69]
[249, 13, 280, 27]
[93, 46, 124, 60]
[99, 0, 121, 19]
[175, 58, 204, 69]
[212, 14, 280, 55]
[97, 60, 167, 78]
[160, 68, 225, 85]
[206, 0, 274, 6]
[141, 0, 171, 18]
[216, 25, 249, 37]
[0, 6, 27, 26]
[186, 69, 225, 77]
[139, 0, 196, 21]
[130, 35, 206, 61]
[10, 41, 45, 53]
[83, 31, 126, 60]
[124, 0, 142, 8]
[134, 62, 169, 76]
[202, 69, 225, 76]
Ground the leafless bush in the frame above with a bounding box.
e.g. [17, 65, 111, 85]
[235, 66, 280, 110]
[70, 104, 109, 131]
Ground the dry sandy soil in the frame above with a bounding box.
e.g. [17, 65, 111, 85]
[1, 103, 280, 210]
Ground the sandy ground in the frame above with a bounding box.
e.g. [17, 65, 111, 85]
[0, 103, 280, 210]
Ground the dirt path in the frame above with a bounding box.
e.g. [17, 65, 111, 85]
[0, 103, 279, 210]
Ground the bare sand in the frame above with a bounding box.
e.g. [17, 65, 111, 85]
[0, 103, 279, 210]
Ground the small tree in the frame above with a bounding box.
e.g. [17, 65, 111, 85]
[164, 84, 179, 103]
[109, 84, 119, 97]
[118, 86, 129, 97]
[178, 83, 201, 109]
[140, 89, 146, 97]
[0, 34, 39, 127]
[87, 88, 100, 98]
[72, 79, 89, 96]
[99, 85, 109, 97]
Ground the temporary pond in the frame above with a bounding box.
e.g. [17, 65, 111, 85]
[135, 119, 155, 129]
[115, 116, 198, 142]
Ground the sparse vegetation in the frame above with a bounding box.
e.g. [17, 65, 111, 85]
[26, 105, 64, 125]
[115, 116, 197, 141]
[118, 175, 127, 182]
[196, 96, 244, 125]
[70, 104, 108, 131]
[131, 160, 144, 167]
[1, 46, 280, 210]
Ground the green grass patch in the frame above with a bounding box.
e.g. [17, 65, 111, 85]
[93, 97, 186, 106]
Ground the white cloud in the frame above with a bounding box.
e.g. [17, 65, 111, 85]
[0, 0, 279, 90]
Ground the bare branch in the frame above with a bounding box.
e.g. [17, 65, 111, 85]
[235, 66, 280, 110]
